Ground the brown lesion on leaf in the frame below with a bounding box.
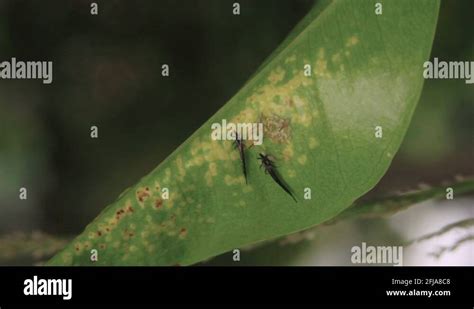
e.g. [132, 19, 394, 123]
[123, 229, 135, 240]
[115, 208, 126, 220]
[179, 228, 188, 239]
[260, 112, 291, 143]
[154, 199, 163, 209]
[136, 187, 151, 203]
[99, 244, 106, 250]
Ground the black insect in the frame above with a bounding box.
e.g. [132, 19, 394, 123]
[233, 133, 248, 184]
[258, 153, 297, 202]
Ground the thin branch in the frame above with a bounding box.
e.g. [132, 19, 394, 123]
[405, 218, 474, 246]
[0, 231, 69, 265]
[429, 235, 474, 259]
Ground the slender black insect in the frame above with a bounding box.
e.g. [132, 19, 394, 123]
[258, 153, 297, 202]
[233, 133, 248, 184]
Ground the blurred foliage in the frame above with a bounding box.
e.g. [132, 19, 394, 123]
[0, 231, 68, 265]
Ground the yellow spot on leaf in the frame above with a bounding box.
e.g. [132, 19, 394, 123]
[314, 58, 329, 78]
[225, 174, 243, 186]
[83, 241, 92, 250]
[243, 186, 254, 193]
[331, 52, 341, 63]
[288, 169, 297, 178]
[154, 181, 161, 191]
[230, 107, 256, 124]
[205, 162, 218, 186]
[165, 191, 177, 209]
[311, 48, 330, 78]
[175, 156, 186, 181]
[309, 137, 319, 149]
[247, 68, 313, 122]
[186, 155, 205, 168]
[268, 67, 285, 84]
[346, 36, 359, 47]
[63, 253, 73, 265]
[282, 144, 294, 161]
[297, 155, 307, 165]
[285, 55, 296, 63]
[194, 139, 231, 164]
[292, 96, 313, 127]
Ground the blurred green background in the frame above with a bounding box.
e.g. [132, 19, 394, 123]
[0, 0, 472, 265]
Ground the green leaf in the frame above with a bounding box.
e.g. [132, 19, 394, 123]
[48, 0, 440, 266]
